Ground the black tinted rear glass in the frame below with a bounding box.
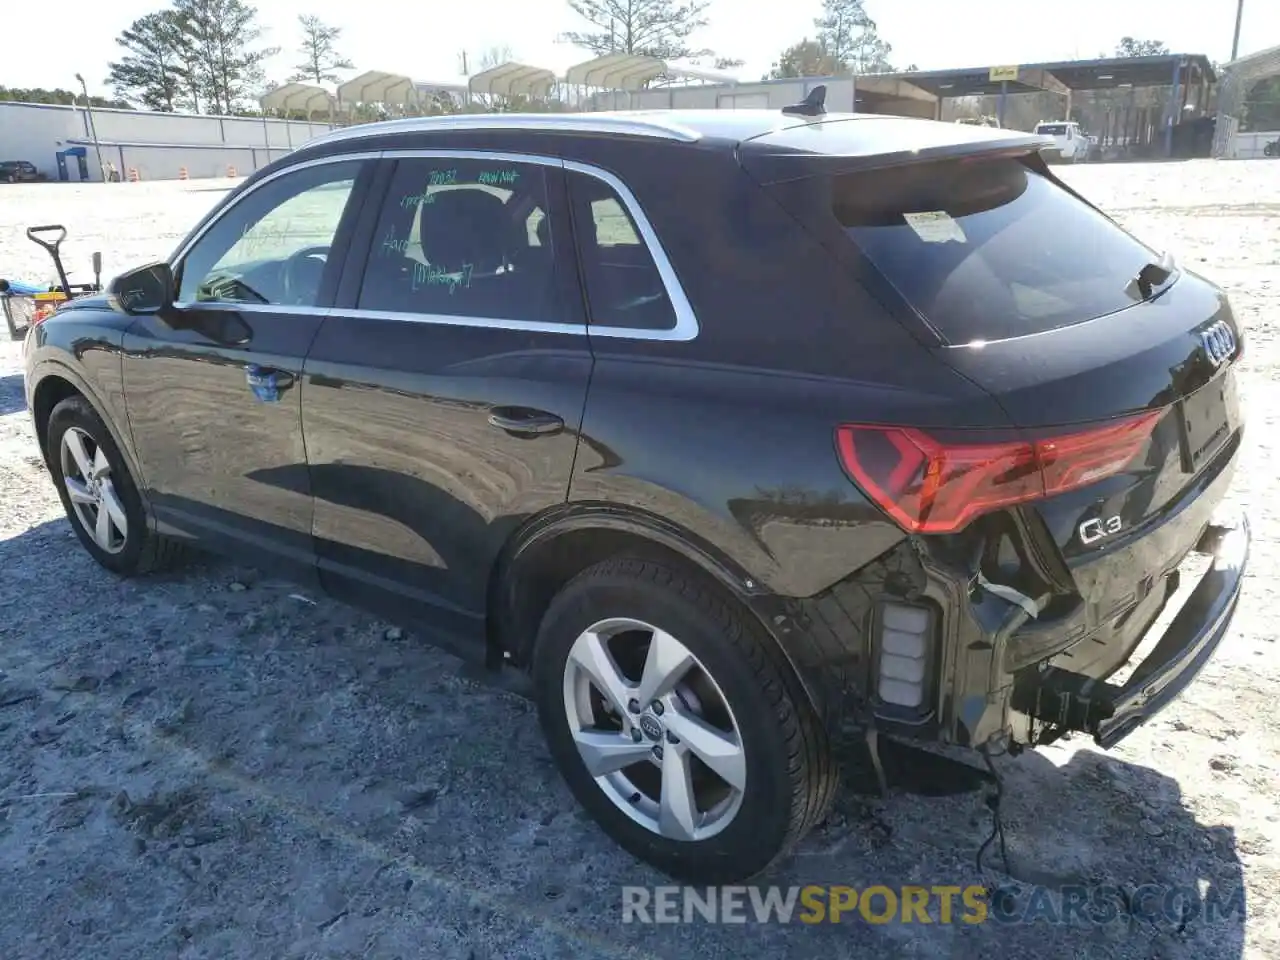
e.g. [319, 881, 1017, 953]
[830, 158, 1161, 343]
[1037, 124, 1069, 135]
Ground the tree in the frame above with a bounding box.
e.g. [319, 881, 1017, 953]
[767, 39, 844, 79]
[0, 86, 129, 108]
[168, 7, 207, 112]
[561, 0, 724, 62]
[106, 11, 188, 112]
[290, 15, 353, 85]
[1115, 37, 1170, 58]
[813, 0, 894, 73]
[175, 0, 279, 114]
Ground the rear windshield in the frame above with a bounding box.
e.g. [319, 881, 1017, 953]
[1036, 124, 1069, 135]
[828, 157, 1161, 343]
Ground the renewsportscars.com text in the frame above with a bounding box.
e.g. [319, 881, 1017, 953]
[621, 884, 1246, 926]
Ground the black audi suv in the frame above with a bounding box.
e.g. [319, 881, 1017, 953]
[23, 94, 1249, 884]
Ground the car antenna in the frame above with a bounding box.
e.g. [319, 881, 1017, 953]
[782, 84, 827, 118]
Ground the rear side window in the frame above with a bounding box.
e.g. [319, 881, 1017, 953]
[827, 157, 1160, 343]
[358, 157, 559, 322]
[566, 171, 676, 331]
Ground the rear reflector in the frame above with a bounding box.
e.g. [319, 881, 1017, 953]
[836, 411, 1161, 534]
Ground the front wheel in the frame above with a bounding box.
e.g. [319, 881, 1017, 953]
[532, 556, 837, 883]
[46, 395, 185, 575]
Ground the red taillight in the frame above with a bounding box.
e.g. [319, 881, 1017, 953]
[835, 412, 1161, 534]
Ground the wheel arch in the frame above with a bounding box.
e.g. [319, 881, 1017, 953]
[487, 502, 826, 717]
[29, 361, 154, 523]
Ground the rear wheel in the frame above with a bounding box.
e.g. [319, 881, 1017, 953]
[46, 395, 185, 575]
[532, 556, 837, 883]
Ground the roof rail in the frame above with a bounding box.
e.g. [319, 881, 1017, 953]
[307, 112, 705, 147]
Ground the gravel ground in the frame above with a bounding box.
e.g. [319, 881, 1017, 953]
[0, 161, 1278, 960]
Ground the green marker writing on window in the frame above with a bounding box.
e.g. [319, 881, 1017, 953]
[411, 261, 474, 294]
[478, 170, 520, 186]
[380, 230, 410, 256]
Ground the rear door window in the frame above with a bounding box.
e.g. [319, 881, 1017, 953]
[826, 157, 1162, 343]
[357, 157, 561, 324]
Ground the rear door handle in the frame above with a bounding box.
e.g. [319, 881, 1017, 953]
[487, 406, 564, 437]
[245, 364, 296, 402]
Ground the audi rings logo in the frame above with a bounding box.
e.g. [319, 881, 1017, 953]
[1200, 321, 1236, 368]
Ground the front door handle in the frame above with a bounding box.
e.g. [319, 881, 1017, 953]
[245, 364, 296, 402]
[487, 406, 564, 437]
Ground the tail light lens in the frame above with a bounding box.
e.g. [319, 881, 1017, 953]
[835, 411, 1161, 534]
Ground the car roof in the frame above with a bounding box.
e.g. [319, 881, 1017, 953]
[304, 108, 1039, 158]
[306, 109, 829, 149]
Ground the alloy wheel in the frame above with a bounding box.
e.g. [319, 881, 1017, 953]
[60, 426, 128, 554]
[562, 617, 747, 842]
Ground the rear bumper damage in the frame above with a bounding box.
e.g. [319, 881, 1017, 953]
[779, 503, 1249, 756]
[1014, 509, 1249, 748]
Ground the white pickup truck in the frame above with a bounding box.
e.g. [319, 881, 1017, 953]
[1033, 121, 1087, 162]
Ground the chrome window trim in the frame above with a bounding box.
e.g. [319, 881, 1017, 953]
[307, 113, 703, 148]
[168, 148, 699, 343]
[562, 159, 698, 342]
[170, 301, 331, 318]
[339, 309, 588, 336]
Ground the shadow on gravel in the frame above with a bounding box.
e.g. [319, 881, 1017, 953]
[0, 517, 1249, 959]
[0, 373, 26, 415]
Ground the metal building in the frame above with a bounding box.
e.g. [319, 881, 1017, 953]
[1214, 44, 1280, 158]
[0, 101, 332, 182]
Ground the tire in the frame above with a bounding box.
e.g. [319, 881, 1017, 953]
[46, 395, 185, 576]
[532, 556, 837, 883]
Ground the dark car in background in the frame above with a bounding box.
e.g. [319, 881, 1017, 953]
[1, 160, 45, 183]
[22, 98, 1249, 883]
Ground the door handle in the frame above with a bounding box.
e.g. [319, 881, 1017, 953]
[245, 364, 296, 402]
[487, 406, 564, 437]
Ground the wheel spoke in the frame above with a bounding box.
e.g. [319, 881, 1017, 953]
[63, 430, 93, 478]
[635, 628, 695, 707]
[568, 629, 634, 715]
[573, 729, 654, 776]
[92, 446, 110, 480]
[100, 483, 128, 540]
[64, 476, 95, 505]
[93, 502, 113, 550]
[658, 745, 699, 841]
[666, 709, 747, 792]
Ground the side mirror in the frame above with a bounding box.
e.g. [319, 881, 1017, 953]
[107, 262, 174, 315]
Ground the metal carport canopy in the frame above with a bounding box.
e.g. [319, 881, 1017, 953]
[565, 53, 667, 91]
[259, 82, 337, 114]
[869, 54, 1216, 100]
[337, 70, 417, 105]
[467, 62, 557, 98]
[1034, 53, 1216, 90]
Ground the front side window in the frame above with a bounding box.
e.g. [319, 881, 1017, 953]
[567, 171, 676, 331]
[357, 157, 560, 322]
[177, 160, 362, 307]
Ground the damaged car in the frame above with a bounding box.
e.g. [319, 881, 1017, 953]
[23, 87, 1248, 884]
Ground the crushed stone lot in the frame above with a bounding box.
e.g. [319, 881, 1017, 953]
[1, 160, 1278, 959]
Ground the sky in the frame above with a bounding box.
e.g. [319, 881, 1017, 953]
[3, 0, 1277, 97]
